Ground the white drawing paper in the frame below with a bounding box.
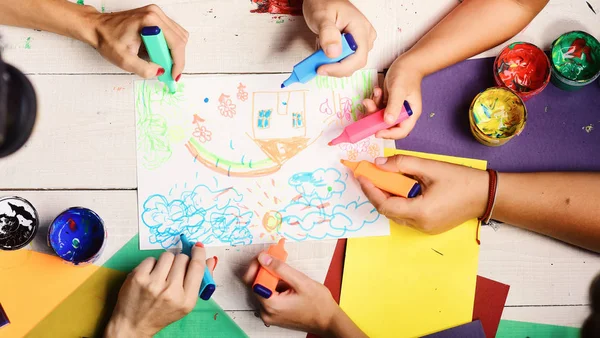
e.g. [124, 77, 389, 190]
[135, 70, 389, 249]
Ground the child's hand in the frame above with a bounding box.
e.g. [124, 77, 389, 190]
[105, 245, 217, 338]
[362, 57, 424, 140]
[90, 5, 188, 80]
[357, 155, 489, 234]
[302, 0, 376, 77]
[242, 252, 340, 335]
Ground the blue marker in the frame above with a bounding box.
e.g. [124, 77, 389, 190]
[281, 33, 358, 88]
[141, 26, 177, 93]
[180, 234, 216, 301]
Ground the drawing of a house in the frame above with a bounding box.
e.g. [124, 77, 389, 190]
[251, 91, 309, 164]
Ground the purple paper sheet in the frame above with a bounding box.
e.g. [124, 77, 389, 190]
[422, 320, 486, 338]
[396, 57, 600, 172]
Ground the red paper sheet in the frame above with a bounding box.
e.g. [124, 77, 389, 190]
[473, 276, 511, 338]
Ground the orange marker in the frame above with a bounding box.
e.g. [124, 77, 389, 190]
[253, 238, 288, 299]
[341, 160, 421, 198]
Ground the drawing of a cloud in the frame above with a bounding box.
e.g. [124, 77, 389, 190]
[279, 197, 380, 241]
[182, 185, 243, 213]
[288, 168, 346, 200]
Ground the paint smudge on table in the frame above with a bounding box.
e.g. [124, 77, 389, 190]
[24, 37, 31, 49]
[250, 0, 303, 15]
[587, 1, 597, 14]
[583, 124, 594, 133]
[429, 112, 436, 118]
[77, 0, 84, 5]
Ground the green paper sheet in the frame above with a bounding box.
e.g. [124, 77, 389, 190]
[496, 320, 580, 338]
[26, 235, 247, 338]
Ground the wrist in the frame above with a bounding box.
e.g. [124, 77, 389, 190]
[70, 5, 102, 48]
[394, 51, 428, 78]
[105, 314, 152, 338]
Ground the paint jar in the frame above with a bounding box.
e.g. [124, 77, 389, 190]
[550, 31, 600, 91]
[469, 87, 527, 147]
[494, 42, 551, 101]
[0, 196, 39, 250]
[47, 207, 106, 265]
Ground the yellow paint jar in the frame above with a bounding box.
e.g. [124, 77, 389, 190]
[469, 87, 527, 147]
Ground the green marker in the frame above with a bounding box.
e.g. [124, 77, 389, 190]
[141, 26, 176, 93]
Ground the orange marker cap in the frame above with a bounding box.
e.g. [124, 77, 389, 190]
[253, 238, 288, 299]
[341, 160, 421, 198]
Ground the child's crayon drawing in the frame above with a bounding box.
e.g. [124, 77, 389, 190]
[135, 70, 389, 248]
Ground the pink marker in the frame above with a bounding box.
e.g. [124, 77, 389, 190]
[329, 101, 413, 146]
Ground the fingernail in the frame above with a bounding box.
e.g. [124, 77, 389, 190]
[195, 241, 204, 248]
[375, 157, 388, 165]
[175, 74, 182, 82]
[213, 256, 218, 269]
[317, 69, 328, 76]
[258, 253, 272, 266]
[325, 44, 341, 56]
[156, 68, 165, 76]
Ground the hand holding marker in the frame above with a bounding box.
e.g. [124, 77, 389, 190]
[281, 33, 358, 88]
[180, 234, 216, 300]
[253, 238, 288, 298]
[141, 26, 177, 93]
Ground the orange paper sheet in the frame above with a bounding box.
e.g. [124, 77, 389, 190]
[0, 249, 99, 337]
[340, 149, 486, 337]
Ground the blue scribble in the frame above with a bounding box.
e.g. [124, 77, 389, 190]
[204, 98, 209, 103]
[282, 102, 287, 106]
[229, 140, 234, 150]
[141, 184, 253, 248]
[213, 176, 218, 187]
[258, 109, 272, 129]
[292, 113, 303, 128]
[289, 168, 346, 200]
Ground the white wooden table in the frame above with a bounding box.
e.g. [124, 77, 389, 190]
[1, 1, 599, 336]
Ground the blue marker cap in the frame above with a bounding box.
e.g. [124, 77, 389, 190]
[180, 234, 216, 301]
[253, 284, 273, 299]
[281, 33, 358, 88]
[407, 183, 421, 198]
[403, 101, 413, 117]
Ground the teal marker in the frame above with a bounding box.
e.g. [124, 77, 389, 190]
[180, 234, 216, 300]
[281, 33, 358, 88]
[141, 26, 177, 93]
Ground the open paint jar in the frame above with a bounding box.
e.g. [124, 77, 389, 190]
[469, 87, 527, 147]
[550, 31, 600, 91]
[47, 207, 106, 265]
[494, 42, 551, 101]
[0, 196, 39, 250]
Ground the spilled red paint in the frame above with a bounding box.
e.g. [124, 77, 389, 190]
[250, 0, 303, 15]
[67, 219, 77, 231]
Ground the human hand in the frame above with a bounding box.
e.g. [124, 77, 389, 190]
[357, 155, 489, 234]
[88, 5, 188, 79]
[362, 55, 425, 140]
[242, 252, 341, 335]
[302, 0, 376, 77]
[105, 244, 217, 338]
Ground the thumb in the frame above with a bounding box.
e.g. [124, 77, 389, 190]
[383, 94, 407, 125]
[374, 155, 425, 176]
[318, 20, 343, 59]
[258, 252, 308, 291]
[120, 51, 164, 79]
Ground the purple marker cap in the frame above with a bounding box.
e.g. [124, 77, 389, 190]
[0, 302, 10, 328]
[407, 183, 421, 198]
[403, 101, 413, 117]
[141, 26, 161, 36]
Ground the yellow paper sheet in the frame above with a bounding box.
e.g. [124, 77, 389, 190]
[0, 249, 99, 338]
[340, 149, 486, 338]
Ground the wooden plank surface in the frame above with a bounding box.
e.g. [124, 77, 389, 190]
[1, 0, 599, 335]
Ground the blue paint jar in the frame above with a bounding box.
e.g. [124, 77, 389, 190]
[47, 207, 106, 265]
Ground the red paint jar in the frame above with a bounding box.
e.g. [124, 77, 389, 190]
[494, 42, 551, 101]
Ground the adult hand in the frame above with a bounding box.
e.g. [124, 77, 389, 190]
[90, 4, 188, 80]
[242, 252, 341, 335]
[302, 0, 376, 77]
[105, 244, 217, 338]
[357, 154, 489, 234]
